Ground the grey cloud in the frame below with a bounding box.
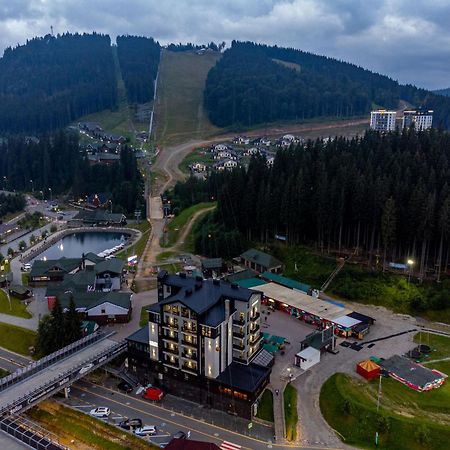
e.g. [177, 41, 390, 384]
[0, 0, 449, 89]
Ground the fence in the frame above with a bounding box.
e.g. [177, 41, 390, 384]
[0, 331, 114, 392]
[0, 415, 68, 450]
[0, 340, 127, 416]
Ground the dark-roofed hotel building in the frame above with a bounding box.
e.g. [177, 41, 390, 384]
[127, 271, 271, 419]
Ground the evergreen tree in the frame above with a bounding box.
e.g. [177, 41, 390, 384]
[64, 296, 83, 345]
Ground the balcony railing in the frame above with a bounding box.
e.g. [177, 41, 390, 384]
[181, 326, 197, 334]
[162, 321, 178, 329]
[162, 334, 179, 342]
[233, 342, 245, 350]
[163, 360, 179, 369]
[181, 352, 197, 360]
[162, 347, 178, 355]
[250, 312, 261, 322]
[233, 318, 245, 326]
[249, 334, 264, 347]
[249, 324, 260, 334]
[232, 330, 245, 338]
[181, 363, 197, 374]
[181, 339, 197, 348]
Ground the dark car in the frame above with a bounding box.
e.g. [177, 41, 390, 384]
[119, 418, 142, 430]
[117, 381, 133, 393]
[172, 431, 187, 439]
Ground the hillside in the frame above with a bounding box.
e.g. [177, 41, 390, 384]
[116, 35, 160, 104]
[0, 33, 117, 134]
[154, 50, 221, 145]
[204, 41, 450, 129]
[435, 87, 450, 97]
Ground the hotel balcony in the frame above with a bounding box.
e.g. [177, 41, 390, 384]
[250, 312, 261, 322]
[163, 359, 179, 369]
[162, 347, 179, 355]
[232, 342, 245, 350]
[181, 363, 197, 375]
[181, 325, 197, 335]
[181, 339, 197, 348]
[249, 334, 264, 347]
[249, 324, 260, 334]
[233, 317, 245, 326]
[181, 351, 198, 360]
[162, 333, 179, 342]
[232, 329, 245, 338]
[162, 321, 178, 329]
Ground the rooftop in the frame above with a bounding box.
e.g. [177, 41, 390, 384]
[216, 361, 271, 393]
[260, 271, 310, 292]
[126, 326, 149, 345]
[240, 248, 282, 269]
[251, 282, 353, 322]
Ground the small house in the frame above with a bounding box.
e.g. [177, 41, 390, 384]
[295, 346, 320, 370]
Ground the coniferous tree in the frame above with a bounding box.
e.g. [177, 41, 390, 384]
[64, 296, 83, 345]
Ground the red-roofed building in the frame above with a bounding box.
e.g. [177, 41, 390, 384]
[165, 439, 220, 450]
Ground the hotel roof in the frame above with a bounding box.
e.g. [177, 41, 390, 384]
[251, 282, 353, 322]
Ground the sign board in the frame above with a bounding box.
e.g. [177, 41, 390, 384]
[248, 422, 253, 429]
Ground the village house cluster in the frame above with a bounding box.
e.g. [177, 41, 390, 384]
[189, 134, 304, 174]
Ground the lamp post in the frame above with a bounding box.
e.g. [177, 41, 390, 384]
[108, 199, 112, 214]
[30, 179, 34, 193]
[39, 190, 44, 201]
[48, 188, 52, 202]
[3, 176, 7, 191]
[407, 259, 414, 284]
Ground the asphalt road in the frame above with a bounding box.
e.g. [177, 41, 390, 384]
[62, 380, 337, 450]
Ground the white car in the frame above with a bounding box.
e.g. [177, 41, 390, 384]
[134, 425, 157, 436]
[90, 407, 111, 418]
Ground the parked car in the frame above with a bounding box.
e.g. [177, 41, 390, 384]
[172, 431, 187, 439]
[21, 263, 32, 272]
[134, 425, 157, 436]
[89, 407, 110, 418]
[142, 387, 163, 401]
[117, 381, 133, 393]
[119, 418, 142, 430]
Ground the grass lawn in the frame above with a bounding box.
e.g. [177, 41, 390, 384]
[320, 373, 450, 450]
[270, 244, 337, 288]
[154, 50, 221, 145]
[0, 322, 36, 356]
[0, 290, 32, 319]
[284, 384, 298, 441]
[116, 221, 151, 262]
[21, 272, 29, 285]
[256, 389, 274, 422]
[413, 332, 450, 360]
[161, 202, 216, 248]
[179, 147, 212, 173]
[159, 262, 183, 274]
[0, 368, 10, 378]
[139, 306, 149, 327]
[156, 250, 176, 262]
[328, 263, 450, 323]
[27, 400, 158, 450]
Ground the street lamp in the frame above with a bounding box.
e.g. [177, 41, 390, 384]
[30, 179, 34, 193]
[48, 188, 52, 202]
[39, 190, 44, 201]
[108, 199, 112, 214]
[407, 259, 414, 283]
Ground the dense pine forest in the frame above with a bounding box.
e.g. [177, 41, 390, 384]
[0, 133, 144, 215]
[170, 129, 450, 283]
[0, 193, 26, 219]
[116, 35, 161, 103]
[204, 41, 450, 129]
[0, 33, 117, 134]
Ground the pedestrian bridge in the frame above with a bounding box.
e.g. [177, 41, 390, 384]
[0, 331, 126, 417]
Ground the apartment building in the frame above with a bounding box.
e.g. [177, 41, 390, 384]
[127, 271, 271, 419]
[370, 110, 397, 132]
[402, 109, 433, 131]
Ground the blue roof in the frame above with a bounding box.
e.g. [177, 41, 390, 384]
[260, 272, 310, 292]
[236, 278, 267, 288]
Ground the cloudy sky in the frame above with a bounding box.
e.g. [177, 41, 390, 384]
[1, 0, 449, 89]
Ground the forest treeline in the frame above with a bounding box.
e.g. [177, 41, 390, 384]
[204, 41, 450, 129]
[169, 129, 450, 285]
[0, 33, 117, 134]
[0, 193, 26, 219]
[116, 35, 161, 103]
[0, 133, 144, 215]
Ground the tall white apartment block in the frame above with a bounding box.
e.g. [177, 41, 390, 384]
[402, 109, 433, 131]
[370, 110, 397, 132]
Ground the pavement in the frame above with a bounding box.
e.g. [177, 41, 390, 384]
[62, 379, 327, 450]
[261, 302, 420, 448]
